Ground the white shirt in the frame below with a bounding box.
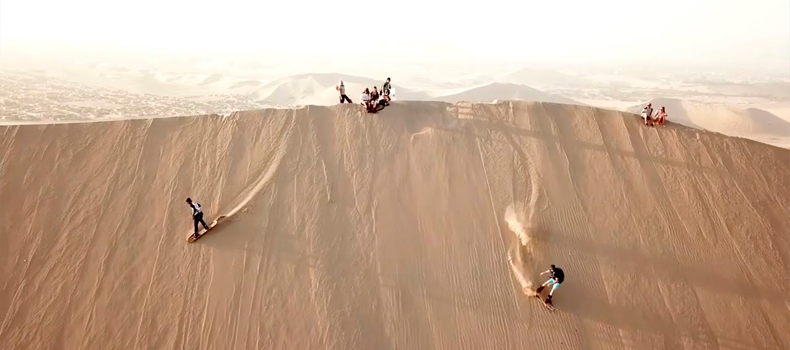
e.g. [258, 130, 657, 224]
[190, 202, 202, 216]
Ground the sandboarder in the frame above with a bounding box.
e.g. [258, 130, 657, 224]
[186, 198, 210, 239]
[535, 264, 564, 306]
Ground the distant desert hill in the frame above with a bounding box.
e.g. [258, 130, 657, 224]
[247, 73, 431, 105]
[680, 79, 790, 100]
[628, 98, 790, 147]
[437, 82, 583, 105]
[228, 79, 263, 90]
[501, 67, 589, 88]
[2, 101, 787, 349]
[18, 67, 264, 97]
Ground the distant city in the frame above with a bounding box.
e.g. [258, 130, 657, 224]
[0, 71, 283, 122]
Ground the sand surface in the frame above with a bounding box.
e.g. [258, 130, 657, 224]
[627, 99, 790, 149]
[1, 101, 789, 349]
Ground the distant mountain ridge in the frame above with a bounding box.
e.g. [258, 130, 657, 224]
[436, 82, 584, 105]
[247, 73, 581, 106]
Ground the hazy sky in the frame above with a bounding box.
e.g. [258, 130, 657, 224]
[1, 0, 788, 69]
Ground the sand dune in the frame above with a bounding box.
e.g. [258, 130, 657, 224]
[437, 82, 583, 105]
[1, 101, 789, 349]
[628, 98, 790, 148]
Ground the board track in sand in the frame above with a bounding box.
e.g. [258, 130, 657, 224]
[1, 101, 788, 349]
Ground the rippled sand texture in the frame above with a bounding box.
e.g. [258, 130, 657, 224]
[2, 101, 788, 349]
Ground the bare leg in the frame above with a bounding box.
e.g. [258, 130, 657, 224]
[546, 282, 561, 304]
[536, 279, 554, 293]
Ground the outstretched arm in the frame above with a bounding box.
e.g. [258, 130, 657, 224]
[540, 269, 552, 275]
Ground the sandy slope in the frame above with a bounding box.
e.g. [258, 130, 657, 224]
[1, 101, 789, 350]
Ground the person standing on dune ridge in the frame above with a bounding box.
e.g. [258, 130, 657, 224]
[186, 198, 210, 239]
[382, 77, 392, 96]
[337, 81, 352, 104]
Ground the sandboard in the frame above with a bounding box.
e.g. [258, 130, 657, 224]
[187, 215, 227, 243]
[534, 292, 556, 311]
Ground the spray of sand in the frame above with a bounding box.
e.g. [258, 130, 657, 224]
[506, 202, 540, 296]
[506, 205, 531, 246]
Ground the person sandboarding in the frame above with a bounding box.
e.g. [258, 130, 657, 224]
[187, 198, 211, 240]
[534, 264, 564, 310]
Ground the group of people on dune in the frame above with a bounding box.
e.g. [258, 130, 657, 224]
[640, 102, 668, 126]
[337, 78, 393, 114]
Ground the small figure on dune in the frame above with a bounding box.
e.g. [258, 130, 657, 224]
[382, 77, 392, 97]
[371, 86, 379, 102]
[186, 198, 210, 239]
[641, 102, 654, 126]
[367, 87, 382, 113]
[376, 95, 388, 110]
[380, 91, 391, 106]
[535, 264, 564, 307]
[655, 106, 668, 125]
[361, 88, 371, 109]
[379, 80, 391, 107]
[337, 80, 352, 104]
[356, 78, 394, 114]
